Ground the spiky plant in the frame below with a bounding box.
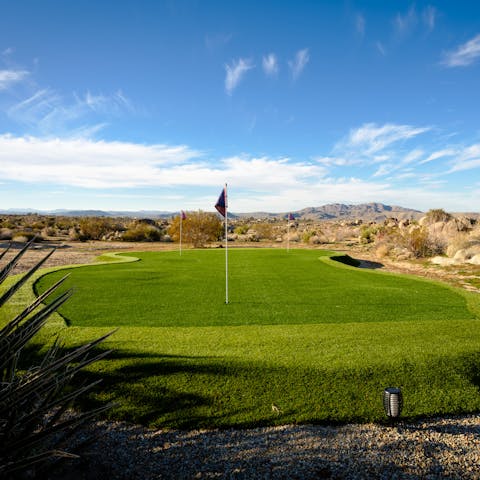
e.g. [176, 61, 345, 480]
[0, 239, 113, 478]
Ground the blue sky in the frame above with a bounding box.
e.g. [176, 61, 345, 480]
[0, 0, 479, 213]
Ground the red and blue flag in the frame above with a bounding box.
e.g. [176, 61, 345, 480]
[215, 187, 227, 217]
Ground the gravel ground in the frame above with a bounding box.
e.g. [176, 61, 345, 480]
[50, 415, 480, 479]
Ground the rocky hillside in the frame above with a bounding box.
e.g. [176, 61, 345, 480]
[295, 203, 422, 222]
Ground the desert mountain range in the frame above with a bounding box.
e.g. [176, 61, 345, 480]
[1, 202, 426, 222]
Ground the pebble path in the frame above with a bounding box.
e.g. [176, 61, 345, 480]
[54, 415, 480, 479]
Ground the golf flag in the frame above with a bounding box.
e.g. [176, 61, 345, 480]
[215, 187, 227, 217]
[215, 184, 229, 304]
[181, 210, 187, 220]
[288, 213, 295, 221]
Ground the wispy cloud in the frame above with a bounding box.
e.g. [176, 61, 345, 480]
[419, 149, 456, 165]
[7, 88, 134, 136]
[355, 13, 365, 37]
[262, 53, 279, 76]
[394, 5, 417, 36]
[376, 42, 387, 56]
[0, 69, 29, 90]
[204, 33, 233, 52]
[422, 5, 436, 32]
[442, 33, 480, 67]
[224, 58, 254, 95]
[337, 123, 430, 156]
[448, 144, 480, 172]
[288, 48, 310, 80]
[1, 47, 14, 56]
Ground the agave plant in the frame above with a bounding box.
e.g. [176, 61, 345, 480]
[0, 239, 113, 478]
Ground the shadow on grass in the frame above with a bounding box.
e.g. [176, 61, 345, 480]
[20, 342, 480, 431]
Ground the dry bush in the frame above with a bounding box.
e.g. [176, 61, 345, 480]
[168, 211, 222, 247]
[254, 223, 274, 240]
[0, 228, 12, 240]
[375, 243, 391, 259]
[78, 217, 112, 241]
[424, 208, 452, 223]
[122, 224, 162, 242]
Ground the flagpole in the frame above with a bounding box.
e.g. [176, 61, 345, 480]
[179, 212, 183, 256]
[287, 216, 290, 252]
[224, 184, 229, 304]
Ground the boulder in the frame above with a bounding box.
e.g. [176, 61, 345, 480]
[468, 254, 480, 265]
[430, 256, 457, 266]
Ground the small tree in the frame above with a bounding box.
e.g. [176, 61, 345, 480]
[168, 211, 223, 247]
[78, 217, 112, 241]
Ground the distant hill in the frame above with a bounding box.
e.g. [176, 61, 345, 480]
[294, 203, 424, 222]
[0, 203, 435, 222]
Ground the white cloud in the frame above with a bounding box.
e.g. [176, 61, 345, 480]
[448, 144, 480, 172]
[224, 58, 254, 95]
[442, 33, 480, 67]
[288, 48, 310, 80]
[419, 149, 456, 165]
[402, 149, 424, 164]
[0, 135, 201, 188]
[0, 69, 29, 90]
[373, 164, 393, 177]
[262, 53, 279, 76]
[0, 135, 325, 191]
[315, 156, 351, 167]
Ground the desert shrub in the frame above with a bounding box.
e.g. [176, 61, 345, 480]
[122, 224, 162, 242]
[375, 243, 391, 258]
[0, 229, 12, 241]
[254, 223, 274, 241]
[234, 225, 250, 235]
[0, 240, 113, 478]
[302, 231, 315, 244]
[168, 211, 222, 247]
[12, 232, 42, 243]
[425, 209, 452, 223]
[359, 225, 378, 243]
[78, 217, 112, 241]
[401, 226, 443, 258]
[41, 227, 57, 237]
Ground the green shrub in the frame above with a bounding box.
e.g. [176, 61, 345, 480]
[0, 240, 113, 478]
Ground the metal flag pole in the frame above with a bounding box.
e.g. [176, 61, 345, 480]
[224, 184, 229, 304]
[287, 214, 290, 252]
[179, 211, 183, 256]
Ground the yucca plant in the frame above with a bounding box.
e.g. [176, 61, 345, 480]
[0, 239, 113, 479]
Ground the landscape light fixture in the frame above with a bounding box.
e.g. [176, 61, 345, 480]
[383, 387, 403, 419]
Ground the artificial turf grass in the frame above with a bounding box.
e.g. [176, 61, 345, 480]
[34, 248, 476, 327]
[14, 248, 480, 428]
[38, 319, 480, 428]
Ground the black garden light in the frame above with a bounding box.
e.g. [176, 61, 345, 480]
[383, 387, 403, 419]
